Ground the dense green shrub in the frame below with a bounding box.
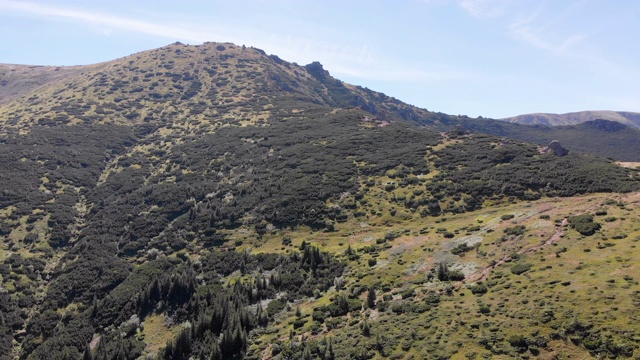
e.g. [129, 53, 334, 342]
[568, 214, 601, 236]
[266, 299, 286, 317]
[508, 334, 528, 347]
[504, 225, 526, 236]
[510, 263, 532, 275]
[451, 243, 472, 255]
[469, 283, 488, 296]
[478, 304, 491, 314]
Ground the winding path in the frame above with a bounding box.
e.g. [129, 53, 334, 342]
[463, 218, 568, 284]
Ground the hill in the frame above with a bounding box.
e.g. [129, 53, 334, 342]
[0, 42, 455, 134]
[460, 118, 640, 161]
[0, 42, 639, 360]
[2, 42, 639, 162]
[501, 110, 640, 129]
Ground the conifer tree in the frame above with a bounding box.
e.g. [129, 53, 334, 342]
[209, 338, 222, 360]
[362, 320, 371, 337]
[367, 286, 376, 309]
[326, 337, 335, 360]
[82, 343, 93, 360]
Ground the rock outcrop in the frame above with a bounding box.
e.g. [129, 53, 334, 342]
[547, 140, 568, 156]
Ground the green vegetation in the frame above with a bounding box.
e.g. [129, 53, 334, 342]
[510, 262, 533, 275]
[569, 214, 602, 236]
[436, 262, 466, 281]
[0, 42, 639, 360]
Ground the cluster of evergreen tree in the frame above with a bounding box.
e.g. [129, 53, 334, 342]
[20, 246, 343, 359]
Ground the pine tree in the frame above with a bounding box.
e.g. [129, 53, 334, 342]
[209, 338, 222, 360]
[302, 345, 312, 360]
[90, 294, 99, 318]
[362, 320, 371, 337]
[367, 286, 376, 309]
[345, 244, 354, 256]
[82, 343, 94, 360]
[220, 328, 233, 357]
[375, 333, 384, 354]
[437, 262, 448, 281]
[326, 337, 335, 360]
[113, 333, 125, 360]
[94, 336, 107, 360]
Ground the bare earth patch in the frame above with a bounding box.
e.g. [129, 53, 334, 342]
[617, 161, 640, 169]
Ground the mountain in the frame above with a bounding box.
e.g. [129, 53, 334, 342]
[3, 42, 639, 162]
[0, 42, 455, 133]
[0, 42, 639, 360]
[501, 110, 640, 129]
[460, 118, 640, 161]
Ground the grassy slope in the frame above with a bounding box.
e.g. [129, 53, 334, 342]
[233, 187, 640, 359]
[0, 64, 85, 105]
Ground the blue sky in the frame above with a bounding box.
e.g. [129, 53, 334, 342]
[1, 0, 639, 118]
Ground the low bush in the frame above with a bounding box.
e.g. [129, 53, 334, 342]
[568, 214, 601, 236]
[511, 263, 532, 275]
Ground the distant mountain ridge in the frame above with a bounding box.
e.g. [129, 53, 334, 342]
[502, 110, 640, 129]
[460, 118, 640, 161]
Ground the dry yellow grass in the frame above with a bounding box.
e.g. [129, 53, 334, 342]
[140, 314, 185, 358]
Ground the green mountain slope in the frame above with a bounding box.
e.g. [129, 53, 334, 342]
[0, 42, 639, 360]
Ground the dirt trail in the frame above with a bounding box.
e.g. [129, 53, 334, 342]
[462, 219, 567, 284]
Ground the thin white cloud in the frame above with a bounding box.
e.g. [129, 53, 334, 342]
[0, 0, 475, 88]
[508, 13, 588, 57]
[0, 0, 377, 69]
[332, 64, 472, 83]
[0, 0, 222, 43]
[459, 0, 510, 18]
[267, 34, 375, 67]
[459, 1, 590, 58]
